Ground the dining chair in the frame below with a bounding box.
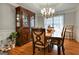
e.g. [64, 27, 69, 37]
[31, 28, 48, 55]
[65, 25, 73, 40]
[51, 27, 66, 55]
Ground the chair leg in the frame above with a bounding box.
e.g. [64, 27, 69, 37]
[44, 48, 45, 55]
[33, 46, 35, 55]
[72, 32, 73, 40]
[57, 46, 61, 55]
[69, 33, 70, 39]
[62, 46, 65, 55]
[52, 44, 54, 48]
[48, 44, 51, 52]
[48, 45, 49, 52]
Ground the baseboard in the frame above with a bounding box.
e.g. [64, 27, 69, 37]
[65, 38, 74, 40]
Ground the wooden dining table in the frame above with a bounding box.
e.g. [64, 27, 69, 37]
[46, 31, 62, 55]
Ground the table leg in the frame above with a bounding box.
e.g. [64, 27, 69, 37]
[48, 42, 52, 52]
[47, 39, 51, 52]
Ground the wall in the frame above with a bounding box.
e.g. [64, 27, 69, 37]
[64, 11, 76, 39]
[0, 3, 16, 41]
[75, 7, 79, 42]
[64, 11, 76, 26]
[34, 14, 38, 27]
[35, 13, 44, 28]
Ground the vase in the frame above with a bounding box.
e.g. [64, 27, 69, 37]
[11, 38, 16, 48]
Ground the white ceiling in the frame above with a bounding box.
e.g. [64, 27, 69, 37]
[15, 3, 79, 13]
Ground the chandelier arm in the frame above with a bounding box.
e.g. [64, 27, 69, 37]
[41, 4, 55, 18]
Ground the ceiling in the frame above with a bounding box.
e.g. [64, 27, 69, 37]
[15, 3, 79, 13]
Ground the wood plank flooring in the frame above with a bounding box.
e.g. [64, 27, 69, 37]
[9, 39, 79, 55]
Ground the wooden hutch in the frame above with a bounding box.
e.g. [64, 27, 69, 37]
[16, 6, 35, 46]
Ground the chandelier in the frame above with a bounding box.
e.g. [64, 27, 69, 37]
[41, 8, 55, 18]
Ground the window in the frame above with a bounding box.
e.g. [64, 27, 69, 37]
[44, 15, 64, 34]
[53, 15, 64, 35]
[44, 17, 54, 29]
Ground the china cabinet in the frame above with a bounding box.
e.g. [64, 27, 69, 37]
[16, 6, 35, 45]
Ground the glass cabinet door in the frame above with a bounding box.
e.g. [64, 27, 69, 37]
[16, 14, 20, 27]
[22, 14, 29, 27]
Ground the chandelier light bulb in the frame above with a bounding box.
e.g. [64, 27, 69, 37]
[52, 9, 55, 13]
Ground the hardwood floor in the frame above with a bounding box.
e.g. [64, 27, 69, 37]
[9, 39, 79, 55]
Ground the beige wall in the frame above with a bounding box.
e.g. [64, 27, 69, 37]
[0, 3, 15, 41]
[35, 14, 44, 28]
[75, 7, 79, 42]
[64, 11, 76, 39]
[64, 11, 76, 26]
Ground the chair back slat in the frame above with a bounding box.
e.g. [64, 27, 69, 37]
[66, 25, 73, 32]
[61, 27, 66, 45]
[32, 28, 46, 46]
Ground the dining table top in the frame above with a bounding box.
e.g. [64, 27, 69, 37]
[46, 30, 62, 38]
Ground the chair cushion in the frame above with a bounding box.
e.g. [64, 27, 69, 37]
[51, 39, 63, 46]
[51, 40, 58, 44]
[66, 30, 72, 33]
[35, 43, 48, 48]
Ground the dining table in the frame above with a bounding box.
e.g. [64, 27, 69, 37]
[46, 30, 63, 55]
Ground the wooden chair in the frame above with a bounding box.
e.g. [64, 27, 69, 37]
[51, 27, 66, 55]
[31, 28, 48, 55]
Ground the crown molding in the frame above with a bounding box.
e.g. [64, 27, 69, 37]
[9, 3, 19, 7]
[55, 7, 77, 15]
